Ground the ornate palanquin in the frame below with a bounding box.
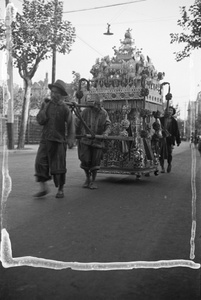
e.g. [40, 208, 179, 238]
[75, 29, 166, 177]
[97, 98, 161, 176]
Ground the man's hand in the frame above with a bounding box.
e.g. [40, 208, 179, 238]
[102, 132, 109, 138]
[67, 138, 75, 149]
[42, 100, 50, 112]
[70, 101, 77, 107]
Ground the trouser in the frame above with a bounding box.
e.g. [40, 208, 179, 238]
[35, 140, 67, 187]
[79, 143, 102, 171]
[159, 138, 173, 167]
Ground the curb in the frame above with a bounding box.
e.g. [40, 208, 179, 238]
[0, 145, 39, 153]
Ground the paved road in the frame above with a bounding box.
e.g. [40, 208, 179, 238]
[0, 141, 200, 300]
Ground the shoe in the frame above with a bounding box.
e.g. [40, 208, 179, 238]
[33, 190, 49, 198]
[89, 182, 98, 189]
[167, 164, 171, 173]
[82, 179, 90, 188]
[161, 167, 165, 173]
[56, 191, 64, 198]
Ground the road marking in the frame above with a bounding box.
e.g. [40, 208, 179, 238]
[190, 143, 197, 260]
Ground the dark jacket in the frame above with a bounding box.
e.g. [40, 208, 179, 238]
[37, 100, 75, 143]
[160, 116, 181, 146]
[75, 107, 111, 148]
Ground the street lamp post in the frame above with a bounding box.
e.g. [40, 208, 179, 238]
[52, 0, 59, 84]
[5, 0, 15, 149]
[52, 46, 56, 84]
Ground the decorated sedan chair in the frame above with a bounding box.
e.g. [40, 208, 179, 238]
[71, 29, 169, 178]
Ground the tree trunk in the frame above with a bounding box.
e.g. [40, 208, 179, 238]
[17, 78, 32, 149]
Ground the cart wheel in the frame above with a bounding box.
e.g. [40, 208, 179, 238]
[154, 170, 159, 176]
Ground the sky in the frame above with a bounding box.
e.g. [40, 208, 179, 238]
[0, 0, 201, 119]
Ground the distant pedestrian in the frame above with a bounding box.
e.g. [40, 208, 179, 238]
[198, 137, 201, 156]
[194, 130, 199, 148]
[190, 132, 193, 148]
[190, 131, 199, 148]
[75, 93, 111, 189]
[34, 79, 75, 198]
[159, 106, 181, 173]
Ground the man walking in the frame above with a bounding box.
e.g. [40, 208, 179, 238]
[75, 93, 111, 189]
[159, 106, 181, 173]
[34, 79, 75, 198]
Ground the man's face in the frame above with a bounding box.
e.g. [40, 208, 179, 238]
[86, 94, 101, 111]
[51, 87, 62, 102]
[169, 107, 174, 116]
[93, 100, 101, 111]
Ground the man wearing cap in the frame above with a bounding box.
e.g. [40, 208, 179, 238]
[75, 93, 111, 189]
[34, 79, 75, 198]
[159, 106, 181, 173]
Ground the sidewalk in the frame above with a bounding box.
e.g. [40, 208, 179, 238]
[0, 144, 39, 153]
[172, 140, 190, 155]
[0, 141, 190, 154]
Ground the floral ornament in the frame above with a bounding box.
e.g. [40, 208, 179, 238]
[111, 122, 120, 135]
[152, 121, 160, 131]
[165, 93, 172, 101]
[75, 90, 84, 101]
[152, 110, 161, 119]
[140, 129, 149, 138]
[120, 129, 128, 137]
[133, 148, 144, 167]
[152, 151, 160, 165]
[121, 119, 130, 129]
[140, 109, 151, 118]
[122, 104, 131, 115]
[140, 88, 149, 97]
[152, 119, 162, 138]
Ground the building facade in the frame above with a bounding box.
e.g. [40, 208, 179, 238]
[187, 90, 201, 139]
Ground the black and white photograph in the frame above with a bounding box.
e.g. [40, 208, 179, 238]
[0, 0, 201, 299]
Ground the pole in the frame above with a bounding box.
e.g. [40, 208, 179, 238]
[5, 0, 14, 149]
[52, 46, 56, 84]
[51, 0, 58, 84]
[184, 102, 186, 138]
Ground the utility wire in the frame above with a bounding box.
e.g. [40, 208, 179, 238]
[76, 35, 104, 57]
[63, 0, 146, 14]
[73, 15, 178, 27]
